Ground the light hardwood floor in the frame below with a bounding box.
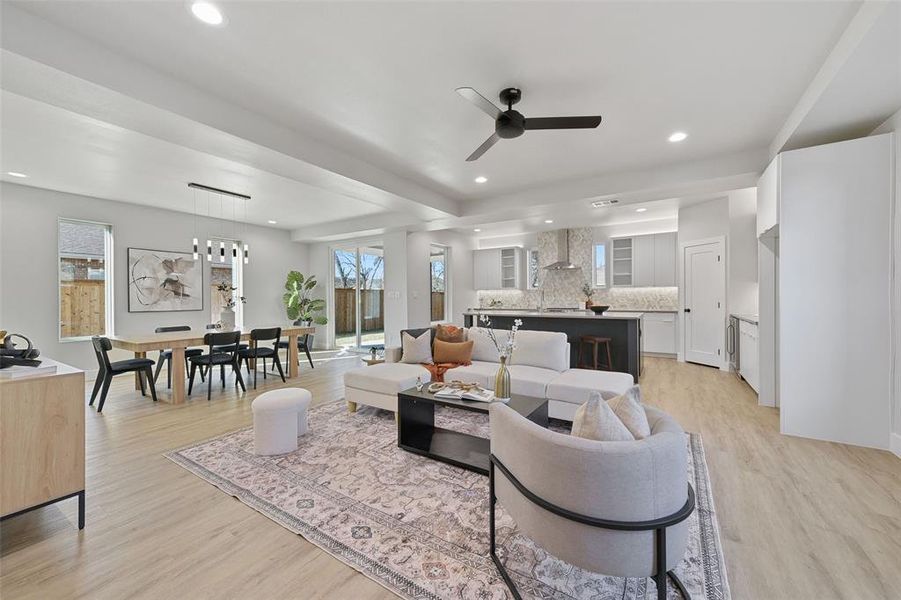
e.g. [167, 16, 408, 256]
[1, 357, 899, 599]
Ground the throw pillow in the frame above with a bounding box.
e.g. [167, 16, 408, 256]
[607, 385, 651, 439]
[571, 391, 635, 441]
[401, 330, 433, 364]
[435, 323, 465, 343]
[433, 339, 474, 364]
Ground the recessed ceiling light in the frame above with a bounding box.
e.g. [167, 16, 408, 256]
[544, 219, 554, 224]
[191, 2, 224, 25]
[635, 208, 647, 213]
[473, 228, 482, 232]
[6, 171, 27, 178]
[668, 131, 688, 143]
[267, 220, 278, 224]
[474, 176, 488, 184]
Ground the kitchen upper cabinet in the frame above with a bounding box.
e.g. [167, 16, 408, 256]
[613, 232, 676, 287]
[473, 248, 522, 290]
[757, 155, 780, 238]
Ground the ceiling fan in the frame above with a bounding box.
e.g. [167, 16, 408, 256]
[456, 86, 602, 161]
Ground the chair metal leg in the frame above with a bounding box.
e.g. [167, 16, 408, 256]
[96, 374, 113, 413]
[655, 527, 667, 600]
[234, 361, 246, 393]
[138, 369, 147, 396]
[145, 366, 158, 402]
[153, 356, 165, 385]
[78, 490, 85, 530]
[89, 372, 103, 406]
[489, 460, 523, 600]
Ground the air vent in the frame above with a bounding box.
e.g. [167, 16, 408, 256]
[591, 199, 619, 208]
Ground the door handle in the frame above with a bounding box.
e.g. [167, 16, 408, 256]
[684, 308, 691, 313]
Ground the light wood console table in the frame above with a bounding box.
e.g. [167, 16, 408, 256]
[0, 359, 85, 529]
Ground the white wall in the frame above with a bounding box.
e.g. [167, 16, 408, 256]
[406, 229, 476, 329]
[727, 188, 759, 315]
[0, 182, 307, 370]
[872, 110, 901, 454]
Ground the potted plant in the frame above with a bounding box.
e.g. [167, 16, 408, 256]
[283, 271, 328, 326]
[217, 282, 245, 329]
[582, 281, 594, 309]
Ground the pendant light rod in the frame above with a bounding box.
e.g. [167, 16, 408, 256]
[187, 182, 251, 200]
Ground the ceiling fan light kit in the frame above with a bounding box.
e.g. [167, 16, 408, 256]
[456, 86, 602, 161]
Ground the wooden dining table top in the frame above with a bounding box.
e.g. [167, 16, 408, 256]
[108, 325, 315, 352]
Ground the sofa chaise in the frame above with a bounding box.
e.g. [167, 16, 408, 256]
[344, 327, 634, 421]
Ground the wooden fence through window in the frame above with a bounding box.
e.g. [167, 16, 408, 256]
[60, 279, 105, 338]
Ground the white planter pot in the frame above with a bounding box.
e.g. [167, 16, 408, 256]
[220, 308, 236, 329]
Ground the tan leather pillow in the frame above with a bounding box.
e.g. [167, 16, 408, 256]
[432, 339, 474, 365]
[435, 324, 465, 343]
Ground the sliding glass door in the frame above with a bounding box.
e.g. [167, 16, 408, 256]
[333, 244, 384, 350]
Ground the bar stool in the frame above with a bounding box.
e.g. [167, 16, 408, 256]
[578, 335, 614, 371]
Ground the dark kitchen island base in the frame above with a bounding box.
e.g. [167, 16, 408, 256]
[464, 312, 642, 381]
[396, 387, 548, 475]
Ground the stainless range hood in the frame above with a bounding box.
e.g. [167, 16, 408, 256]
[543, 229, 581, 271]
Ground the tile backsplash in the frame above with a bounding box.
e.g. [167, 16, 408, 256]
[475, 227, 679, 311]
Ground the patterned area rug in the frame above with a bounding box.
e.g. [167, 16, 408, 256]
[166, 401, 730, 599]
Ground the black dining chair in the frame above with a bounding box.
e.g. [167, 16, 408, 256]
[152, 325, 204, 388]
[239, 327, 286, 389]
[187, 330, 246, 401]
[89, 336, 158, 413]
[207, 323, 249, 353]
[278, 334, 315, 369]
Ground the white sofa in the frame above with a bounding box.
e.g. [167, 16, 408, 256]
[344, 327, 634, 421]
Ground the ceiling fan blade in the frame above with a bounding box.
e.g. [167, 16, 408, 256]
[524, 116, 603, 130]
[456, 87, 502, 120]
[466, 132, 500, 162]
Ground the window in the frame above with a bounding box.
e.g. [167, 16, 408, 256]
[430, 245, 449, 322]
[594, 243, 607, 287]
[526, 248, 540, 289]
[210, 238, 244, 327]
[59, 219, 113, 340]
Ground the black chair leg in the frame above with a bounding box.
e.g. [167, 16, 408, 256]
[138, 369, 147, 397]
[304, 345, 314, 369]
[153, 356, 165, 385]
[96, 374, 113, 413]
[188, 363, 197, 395]
[233, 361, 246, 393]
[220, 365, 226, 389]
[245, 356, 252, 375]
[208, 364, 214, 402]
[145, 367, 158, 402]
[263, 357, 267, 380]
[199, 363, 206, 383]
[273, 354, 286, 383]
[167, 356, 172, 389]
[253, 358, 258, 390]
[89, 372, 103, 406]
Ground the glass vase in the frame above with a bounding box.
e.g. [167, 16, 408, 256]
[495, 355, 511, 400]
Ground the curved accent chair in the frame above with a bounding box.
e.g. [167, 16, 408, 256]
[488, 403, 695, 600]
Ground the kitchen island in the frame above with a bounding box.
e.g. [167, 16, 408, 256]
[463, 309, 642, 381]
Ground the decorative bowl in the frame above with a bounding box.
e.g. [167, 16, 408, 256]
[589, 305, 610, 314]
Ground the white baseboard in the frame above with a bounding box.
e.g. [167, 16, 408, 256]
[891, 433, 901, 459]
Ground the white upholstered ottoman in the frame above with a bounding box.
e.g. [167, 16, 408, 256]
[343, 362, 431, 413]
[251, 388, 312, 455]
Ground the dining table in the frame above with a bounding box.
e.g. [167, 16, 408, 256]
[108, 325, 316, 404]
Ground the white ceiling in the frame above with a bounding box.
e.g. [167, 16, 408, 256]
[1, 1, 896, 242]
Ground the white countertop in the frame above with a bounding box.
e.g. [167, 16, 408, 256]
[464, 309, 643, 320]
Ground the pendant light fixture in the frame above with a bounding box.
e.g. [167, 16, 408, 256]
[187, 182, 252, 264]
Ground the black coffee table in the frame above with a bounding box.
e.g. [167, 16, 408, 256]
[396, 387, 549, 475]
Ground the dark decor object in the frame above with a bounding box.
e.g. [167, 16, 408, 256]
[89, 336, 158, 412]
[127, 248, 203, 313]
[456, 86, 602, 161]
[396, 386, 548, 475]
[590, 305, 611, 314]
[0, 332, 41, 368]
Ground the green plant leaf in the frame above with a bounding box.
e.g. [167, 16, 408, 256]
[286, 305, 300, 320]
[308, 298, 326, 311]
[313, 315, 328, 325]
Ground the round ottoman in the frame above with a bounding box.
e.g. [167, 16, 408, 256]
[251, 388, 312, 455]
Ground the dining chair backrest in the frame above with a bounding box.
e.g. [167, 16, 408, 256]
[204, 330, 241, 356]
[155, 325, 191, 333]
[91, 336, 113, 371]
[251, 327, 281, 350]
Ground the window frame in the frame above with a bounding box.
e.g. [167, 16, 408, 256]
[593, 242, 608, 289]
[429, 244, 451, 324]
[58, 218, 114, 342]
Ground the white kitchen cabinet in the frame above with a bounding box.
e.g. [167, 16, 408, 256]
[757, 155, 780, 238]
[642, 312, 677, 354]
[613, 233, 676, 287]
[653, 232, 677, 286]
[739, 320, 759, 393]
[473, 248, 521, 290]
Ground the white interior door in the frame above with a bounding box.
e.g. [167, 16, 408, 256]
[682, 239, 725, 367]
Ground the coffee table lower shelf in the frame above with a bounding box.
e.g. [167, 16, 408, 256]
[396, 387, 549, 476]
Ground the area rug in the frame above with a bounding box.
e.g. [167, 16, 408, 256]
[166, 401, 730, 599]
